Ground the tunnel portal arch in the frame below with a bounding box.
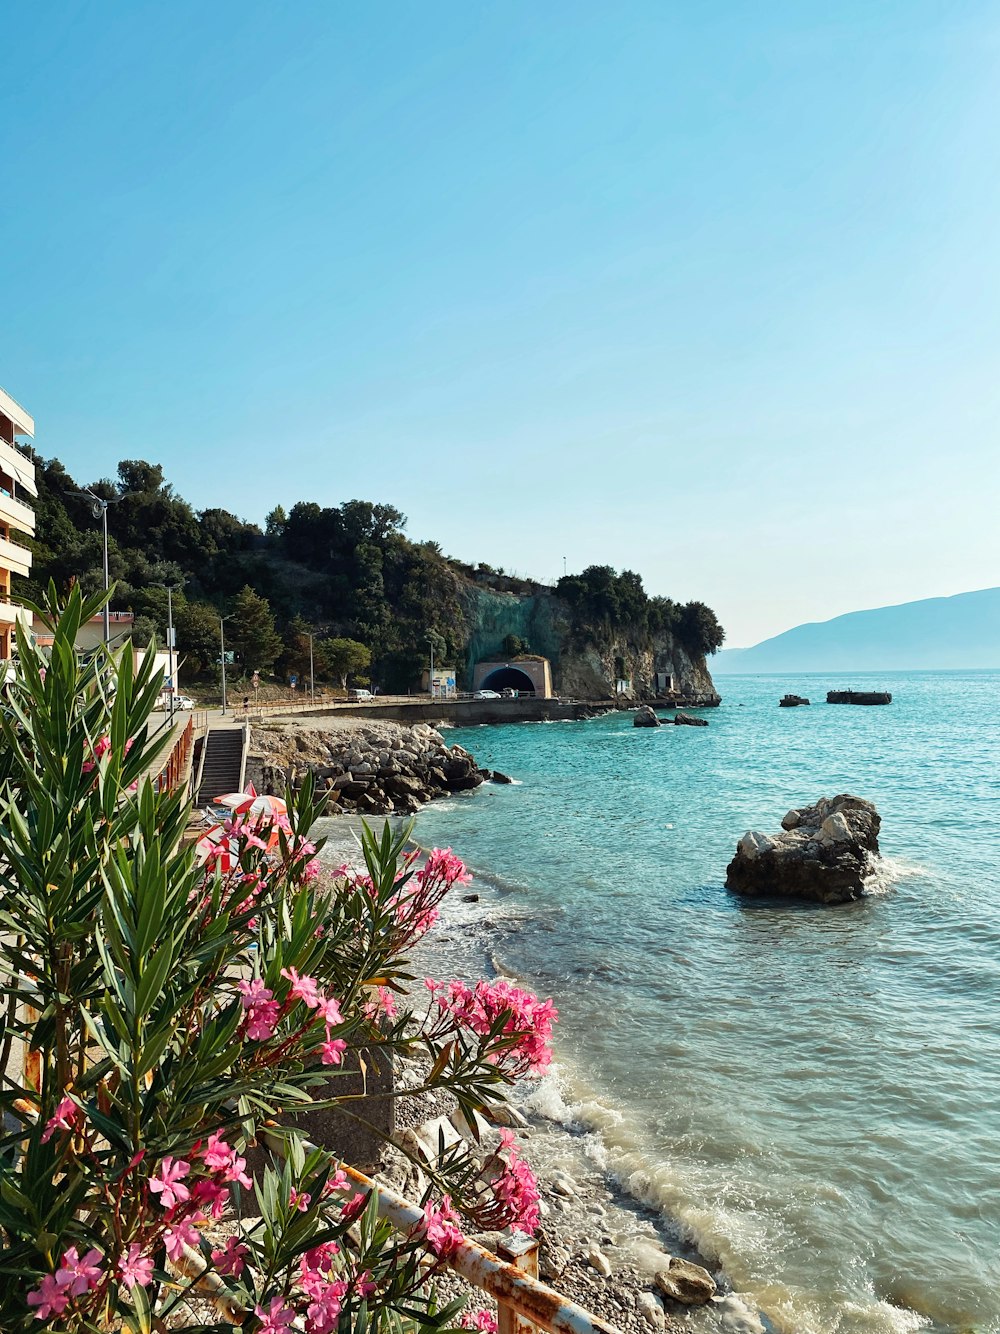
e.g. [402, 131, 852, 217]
[480, 666, 537, 695]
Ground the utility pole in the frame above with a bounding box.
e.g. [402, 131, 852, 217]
[428, 634, 435, 699]
[309, 632, 315, 701]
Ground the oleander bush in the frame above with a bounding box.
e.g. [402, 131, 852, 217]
[0, 585, 554, 1333]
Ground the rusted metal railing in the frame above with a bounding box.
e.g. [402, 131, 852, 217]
[258, 1130, 622, 1334]
[156, 717, 194, 793]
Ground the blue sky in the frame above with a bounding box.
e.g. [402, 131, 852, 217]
[2, 2, 999, 645]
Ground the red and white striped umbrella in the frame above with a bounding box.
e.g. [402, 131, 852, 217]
[213, 787, 288, 822]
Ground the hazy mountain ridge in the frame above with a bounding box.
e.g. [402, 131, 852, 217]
[714, 587, 1000, 673]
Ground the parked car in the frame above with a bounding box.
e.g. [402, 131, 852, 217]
[474, 689, 501, 699]
[172, 695, 195, 710]
[348, 688, 373, 700]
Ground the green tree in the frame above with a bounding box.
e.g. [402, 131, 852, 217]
[281, 613, 314, 681]
[503, 633, 528, 657]
[318, 636, 371, 689]
[227, 584, 282, 674]
[176, 599, 222, 678]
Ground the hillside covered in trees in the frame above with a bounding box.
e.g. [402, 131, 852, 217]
[19, 453, 724, 692]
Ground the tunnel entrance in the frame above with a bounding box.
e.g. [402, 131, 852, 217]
[480, 666, 536, 695]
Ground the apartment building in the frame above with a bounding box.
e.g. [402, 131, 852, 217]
[0, 387, 36, 664]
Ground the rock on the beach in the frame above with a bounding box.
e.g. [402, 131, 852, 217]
[585, 1244, 613, 1278]
[633, 705, 662, 728]
[654, 1258, 717, 1305]
[637, 1292, 667, 1329]
[674, 712, 709, 727]
[726, 793, 882, 904]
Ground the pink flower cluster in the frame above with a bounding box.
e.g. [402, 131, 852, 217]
[490, 1130, 541, 1235]
[461, 1310, 498, 1332]
[342, 846, 470, 947]
[27, 1247, 104, 1320]
[236, 971, 346, 1064]
[40, 1094, 84, 1143]
[424, 977, 557, 1078]
[416, 1194, 464, 1258]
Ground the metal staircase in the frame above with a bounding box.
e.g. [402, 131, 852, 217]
[194, 727, 246, 806]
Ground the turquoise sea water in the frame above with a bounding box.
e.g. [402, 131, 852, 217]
[411, 673, 1000, 1334]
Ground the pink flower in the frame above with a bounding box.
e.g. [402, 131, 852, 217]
[255, 1295, 297, 1333]
[41, 1095, 83, 1143]
[200, 1132, 234, 1172]
[149, 1156, 191, 1210]
[322, 1168, 349, 1196]
[314, 995, 343, 1027]
[363, 986, 398, 1021]
[191, 1178, 229, 1219]
[340, 1191, 368, 1225]
[419, 1195, 464, 1257]
[118, 1244, 154, 1291]
[245, 999, 280, 1041]
[163, 1219, 201, 1262]
[305, 1279, 348, 1333]
[462, 1311, 498, 1332]
[281, 967, 321, 1008]
[289, 1188, 311, 1212]
[224, 1153, 253, 1190]
[426, 978, 557, 1078]
[238, 978, 273, 1009]
[320, 1038, 347, 1066]
[55, 1245, 104, 1297]
[211, 1237, 249, 1277]
[490, 1131, 541, 1234]
[26, 1274, 69, 1320]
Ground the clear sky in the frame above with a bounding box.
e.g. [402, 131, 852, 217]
[3, 2, 999, 645]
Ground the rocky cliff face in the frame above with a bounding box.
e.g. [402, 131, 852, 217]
[457, 584, 720, 703]
[556, 632, 720, 703]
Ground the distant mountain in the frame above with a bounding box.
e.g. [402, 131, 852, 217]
[714, 587, 1000, 673]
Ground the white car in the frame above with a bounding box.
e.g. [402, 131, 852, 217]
[171, 695, 195, 710]
[474, 689, 501, 699]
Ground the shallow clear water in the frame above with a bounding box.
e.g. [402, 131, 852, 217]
[410, 673, 1000, 1334]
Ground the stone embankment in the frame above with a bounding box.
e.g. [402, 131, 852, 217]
[726, 794, 882, 904]
[779, 694, 810, 707]
[248, 719, 509, 815]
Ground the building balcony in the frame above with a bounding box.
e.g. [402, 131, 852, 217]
[0, 534, 33, 578]
[0, 488, 35, 537]
[0, 598, 31, 628]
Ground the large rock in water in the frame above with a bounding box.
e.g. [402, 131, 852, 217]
[725, 794, 881, 904]
[634, 705, 662, 727]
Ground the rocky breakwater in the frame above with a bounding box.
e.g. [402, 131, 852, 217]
[726, 794, 882, 904]
[249, 719, 508, 815]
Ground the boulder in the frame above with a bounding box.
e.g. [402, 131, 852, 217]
[779, 695, 810, 707]
[491, 770, 514, 784]
[726, 794, 881, 904]
[634, 705, 662, 728]
[654, 1258, 717, 1306]
[674, 712, 709, 727]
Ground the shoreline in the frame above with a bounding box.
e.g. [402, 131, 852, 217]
[316, 814, 766, 1334]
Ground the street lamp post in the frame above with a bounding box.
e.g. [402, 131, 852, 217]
[166, 585, 175, 726]
[428, 634, 435, 699]
[70, 486, 133, 642]
[309, 632, 315, 701]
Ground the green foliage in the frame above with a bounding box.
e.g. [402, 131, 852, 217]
[0, 586, 549, 1331]
[318, 637, 372, 689]
[556, 565, 725, 656]
[20, 451, 725, 689]
[502, 634, 529, 658]
[228, 585, 283, 673]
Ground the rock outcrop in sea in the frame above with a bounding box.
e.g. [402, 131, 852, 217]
[725, 794, 882, 904]
[634, 706, 662, 728]
[247, 720, 498, 815]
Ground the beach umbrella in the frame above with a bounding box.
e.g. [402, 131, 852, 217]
[234, 793, 288, 821]
[213, 782, 258, 808]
